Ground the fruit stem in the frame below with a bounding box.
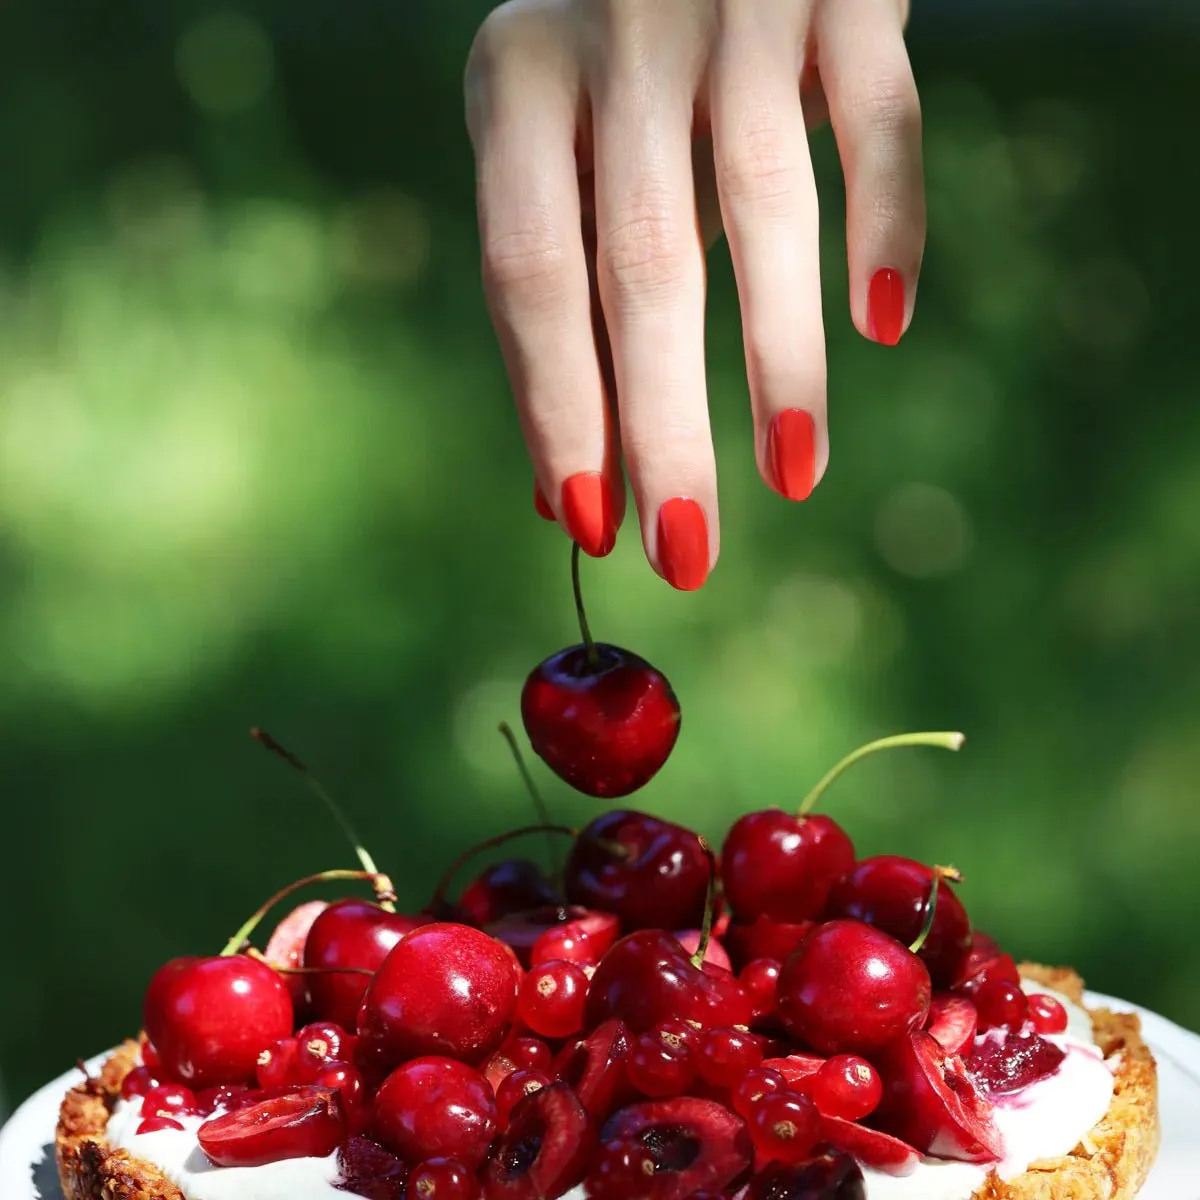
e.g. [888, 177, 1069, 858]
[498, 722, 560, 877]
[689, 836, 719, 969]
[220, 868, 393, 957]
[797, 732, 966, 816]
[909, 866, 961, 955]
[571, 541, 599, 669]
[251, 728, 396, 912]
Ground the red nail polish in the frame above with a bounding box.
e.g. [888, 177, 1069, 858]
[767, 409, 816, 501]
[562, 472, 617, 557]
[534, 482, 555, 521]
[867, 268, 906, 346]
[657, 497, 710, 591]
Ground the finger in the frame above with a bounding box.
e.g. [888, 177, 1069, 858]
[589, 21, 716, 590]
[710, 0, 828, 503]
[815, 0, 925, 345]
[466, 9, 622, 556]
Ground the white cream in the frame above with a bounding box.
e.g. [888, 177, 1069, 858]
[106, 986, 1114, 1200]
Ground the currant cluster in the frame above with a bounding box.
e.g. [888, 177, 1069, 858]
[123, 547, 1074, 1200]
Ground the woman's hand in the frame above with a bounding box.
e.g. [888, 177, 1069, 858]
[465, 0, 923, 590]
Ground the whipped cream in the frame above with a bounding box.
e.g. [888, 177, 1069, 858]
[106, 985, 1114, 1200]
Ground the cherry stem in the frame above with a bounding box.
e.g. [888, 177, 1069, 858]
[571, 542, 599, 669]
[689, 836, 719, 969]
[430, 823, 579, 915]
[797, 731, 966, 817]
[498, 722, 559, 876]
[220, 868, 394, 957]
[909, 865, 962, 955]
[251, 727, 396, 912]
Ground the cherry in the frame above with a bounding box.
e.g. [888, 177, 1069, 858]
[552, 1018, 634, 1122]
[495, 1068, 552, 1125]
[198, 1085, 346, 1167]
[815, 1119, 919, 1176]
[826, 856, 972, 987]
[373, 1058, 497, 1169]
[925, 994, 978, 1055]
[600, 1097, 754, 1200]
[746, 1147, 866, 1200]
[120, 1066, 163, 1100]
[358, 923, 521, 1069]
[458, 858, 561, 927]
[521, 544, 681, 799]
[141, 957, 196, 1047]
[807, 1056, 881, 1122]
[748, 1091, 820, 1166]
[675, 930, 732, 971]
[483, 1035, 554, 1092]
[304, 899, 428, 1031]
[517, 960, 590, 1039]
[137, 1116, 185, 1134]
[1028, 993, 1069, 1035]
[776, 920, 931, 1056]
[265, 900, 330, 1018]
[531, 909, 620, 966]
[874, 1032, 1003, 1162]
[258, 1038, 301, 1089]
[481, 1082, 596, 1199]
[962, 1030, 1067, 1095]
[725, 918, 815, 973]
[337, 1135, 409, 1200]
[405, 1158, 480, 1200]
[144, 954, 293, 1088]
[566, 811, 709, 932]
[740, 959, 782, 1024]
[732, 1067, 787, 1119]
[974, 978, 1029, 1032]
[584, 1138, 657, 1200]
[696, 1028, 764, 1089]
[956, 948, 1021, 994]
[314, 1060, 368, 1130]
[296, 1021, 352, 1076]
[627, 1028, 697, 1098]
[142, 1083, 197, 1119]
[587, 930, 753, 1034]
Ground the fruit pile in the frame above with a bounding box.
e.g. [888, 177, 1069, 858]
[123, 547, 1075, 1200]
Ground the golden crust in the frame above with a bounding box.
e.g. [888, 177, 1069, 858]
[55, 967, 1159, 1200]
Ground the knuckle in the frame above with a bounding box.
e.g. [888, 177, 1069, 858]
[716, 119, 802, 211]
[847, 70, 921, 140]
[481, 228, 571, 304]
[599, 201, 689, 302]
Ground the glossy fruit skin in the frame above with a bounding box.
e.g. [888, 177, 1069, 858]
[626, 1028, 697, 1098]
[816, 1118, 919, 1176]
[586, 930, 753, 1034]
[530, 909, 621, 967]
[372, 1058, 497, 1169]
[521, 644, 681, 799]
[405, 1157, 481, 1200]
[808, 1056, 882, 1122]
[776, 921, 931, 1057]
[584, 1138, 658, 1200]
[825, 857, 972, 987]
[518, 959, 589, 1039]
[973, 979, 1029, 1032]
[748, 1090, 821, 1166]
[552, 1019, 634, 1122]
[925, 994, 978, 1055]
[144, 955, 294, 1088]
[197, 1085, 345, 1167]
[458, 859, 561, 927]
[696, 1027, 764, 1088]
[566, 811, 709, 932]
[1028, 993, 1068, 1035]
[721, 812, 855, 924]
[358, 924, 521, 1069]
[303, 900, 428, 1031]
[726, 917, 816, 973]
[482, 1082, 595, 1199]
[495, 1069, 552, 1125]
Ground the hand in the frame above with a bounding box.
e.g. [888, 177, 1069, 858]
[465, 0, 923, 589]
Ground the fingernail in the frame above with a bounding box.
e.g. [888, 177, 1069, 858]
[867, 268, 906, 346]
[767, 409, 816, 501]
[656, 497, 710, 591]
[562, 472, 617, 557]
[534, 482, 555, 522]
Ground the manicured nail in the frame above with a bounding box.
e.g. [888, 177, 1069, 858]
[767, 409, 816, 501]
[534, 482, 555, 522]
[656, 497, 710, 591]
[562, 472, 617, 557]
[867, 268, 906, 346]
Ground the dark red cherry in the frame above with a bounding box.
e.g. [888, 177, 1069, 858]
[725, 917, 816, 973]
[825, 856, 972, 987]
[565, 812, 709, 932]
[522, 643, 681, 799]
[458, 859, 561, 927]
[962, 1030, 1067, 1095]
[586, 930, 753, 1034]
[265, 900, 329, 1019]
[198, 1085, 345, 1167]
[143, 955, 294, 1088]
[336, 1135, 409, 1200]
[358, 923, 520, 1069]
[776, 921, 931, 1057]
[746, 1146, 867, 1200]
[481, 1082, 595, 1199]
[552, 1019, 634, 1122]
[721, 812, 855, 924]
[303, 900, 428, 1031]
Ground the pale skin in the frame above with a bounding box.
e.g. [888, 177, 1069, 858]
[465, 0, 923, 590]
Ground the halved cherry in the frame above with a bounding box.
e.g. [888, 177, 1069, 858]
[817, 1117, 919, 1176]
[762, 1054, 825, 1087]
[962, 1030, 1066, 1095]
[481, 1083, 595, 1199]
[551, 1019, 634, 1122]
[926, 994, 978, 1056]
[198, 1085, 345, 1167]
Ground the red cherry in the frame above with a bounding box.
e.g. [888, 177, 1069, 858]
[264, 900, 329, 1019]
[721, 812, 855, 924]
[517, 960, 589, 1039]
[695, 1028, 764, 1089]
[731, 1066, 787, 1119]
[817, 1117, 921, 1176]
[529, 909, 620, 967]
[808, 1055, 882, 1121]
[142, 1083, 197, 1119]
[405, 1158, 481, 1200]
[776, 920, 931, 1056]
[143, 955, 293, 1088]
[725, 917, 815, 973]
[1028, 993, 1069, 1035]
[372, 1058, 497, 1169]
[481, 1082, 595, 1198]
[495, 1068, 552, 1125]
[626, 1027, 697, 1098]
[338, 1136, 409, 1200]
[522, 643, 681, 799]
[120, 1066, 162, 1100]
[313, 1060, 368, 1130]
[565, 811, 709, 932]
[303, 899, 428, 1031]
[747, 1090, 820, 1166]
[739, 959, 782, 1024]
[586, 930, 753, 1034]
[746, 1147, 866, 1200]
[826, 856, 973, 987]
[974, 979, 1029, 1032]
[257, 1038, 301, 1089]
[198, 1086, 346, 1167]
[551, 1018, 634, 1122]
[962, 1030, 1067, 1095]
[584, 1138, 658, 1200]
[358, 923, 521, 1069]
[141, 957, 196, 1045]
[925, 993, 978, 1055]
[137, 1116, 184, 1134]
[457, 859, 561, 927]
[674, 930, 732, 971]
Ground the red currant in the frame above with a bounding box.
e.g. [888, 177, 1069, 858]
[696, 1027, 764, 1088]
[974, 979, 1029, 1032]
[495, 1068, 552, 1125]
[257, 1038, 300, 1089]
[518, 960, 589, 1039]
[121, 1066, 162, 1100]
[731, 1066, 787, 1119]
[1028, 993, 1068, 1035]
[404, 1157, 481, 1200]
[137, 1116, 184, 1134]
[625, 1028, 696, 1097]
[295, 1022, 350, 1077]
[739, 958, 781, 1023]
[747, 1090, 820, 1166]
[809, 1054, 882, 1121]
[142, 1083, 197, 1119]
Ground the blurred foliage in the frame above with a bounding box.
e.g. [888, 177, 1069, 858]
[1, 0, 1198, 1116]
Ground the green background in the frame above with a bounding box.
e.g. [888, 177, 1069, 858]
[2, 1, 1198, 1116]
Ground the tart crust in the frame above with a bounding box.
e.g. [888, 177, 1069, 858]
[54, 967, 1160, 1200]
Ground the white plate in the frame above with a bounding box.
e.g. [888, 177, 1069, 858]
[2, 993, 1199, 1199]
